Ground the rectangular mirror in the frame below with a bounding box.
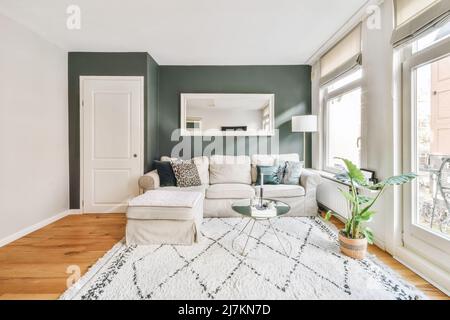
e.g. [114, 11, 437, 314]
[180, 93, 275, 136]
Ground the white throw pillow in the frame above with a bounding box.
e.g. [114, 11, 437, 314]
[210, 155, 251, 165]
[192, 156, 209, 185]
[209, 164, 252, 185]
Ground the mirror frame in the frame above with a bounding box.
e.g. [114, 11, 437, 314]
[180, 93, 275, 136]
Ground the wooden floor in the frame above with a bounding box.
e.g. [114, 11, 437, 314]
[0, 214, 447, 300]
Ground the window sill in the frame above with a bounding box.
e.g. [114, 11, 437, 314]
[310, 169, 379, 192]
[309, 169, 352, 187]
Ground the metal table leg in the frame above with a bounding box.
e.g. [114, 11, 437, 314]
[242, 219, 256, 256]
[237, 218, 252, 238]
[268, 218, 289, 256]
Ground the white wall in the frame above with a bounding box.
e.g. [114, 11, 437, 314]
[0, 13, 69, 244]
[313, 1, 396, 251]
[361, 1, 395, 252]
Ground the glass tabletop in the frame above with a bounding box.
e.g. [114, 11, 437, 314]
[232, 198, 290, 218]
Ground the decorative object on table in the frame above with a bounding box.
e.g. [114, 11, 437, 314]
[258, 173, 264, 208]
[325, 158, 417, 260]
[292, 115, 318, 163]
[170, 159, 202, 188]
[282, 161, 304, 185]
[251, 201, 277, 218]
[153, 160, 177, 187]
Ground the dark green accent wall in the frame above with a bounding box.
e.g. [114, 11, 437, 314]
[68, 56, 311, 210]
[158, 65, 311, 162]
[68, 52, 159, 209]
[146, 54, 160, 172]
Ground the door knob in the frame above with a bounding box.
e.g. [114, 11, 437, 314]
[133, 154, 138, 158]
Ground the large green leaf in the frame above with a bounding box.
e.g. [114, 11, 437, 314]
[356, 210, 375, 222]
[336, 158, 367, 185]
[357, 195, 372, 205]
[362, 227, 374, 245]
[377, 173, 417, 187]
[338, 188, 356, 205]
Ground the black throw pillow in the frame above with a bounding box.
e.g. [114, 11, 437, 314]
[154, 161, 177, 187]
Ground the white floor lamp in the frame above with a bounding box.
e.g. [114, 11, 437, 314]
[292, 115, 318, 166]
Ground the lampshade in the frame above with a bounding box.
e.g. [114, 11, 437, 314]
[292, 115, 318, 133]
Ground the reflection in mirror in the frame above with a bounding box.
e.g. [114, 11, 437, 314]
[181, 94, 275, 136]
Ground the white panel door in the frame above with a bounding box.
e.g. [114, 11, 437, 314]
[82, 77, 143, 213]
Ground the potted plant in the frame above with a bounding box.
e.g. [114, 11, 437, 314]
[325, 158, 417, 260]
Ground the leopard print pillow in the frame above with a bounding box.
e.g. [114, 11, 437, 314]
[170, 160, 202, 188]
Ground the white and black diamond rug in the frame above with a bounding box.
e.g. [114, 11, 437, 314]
[60, 217, 426, 300]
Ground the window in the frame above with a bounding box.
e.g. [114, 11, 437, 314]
[398, 13, 450, 283]
[322, 69, 363, 172]
[413, 19, 450, 53]
[320, 25, 362, 86]
[394, 0, 439, 27]
[392, 0, 449, 47]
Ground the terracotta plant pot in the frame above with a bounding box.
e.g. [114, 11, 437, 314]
[338, 231, 367, 260]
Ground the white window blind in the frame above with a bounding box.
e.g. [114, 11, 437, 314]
[320, 25, 362, 86]
[396, 0, 440, 26]
[392, 0, 450, 47]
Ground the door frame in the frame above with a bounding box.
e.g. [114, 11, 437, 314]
[79, 76, 145, 213]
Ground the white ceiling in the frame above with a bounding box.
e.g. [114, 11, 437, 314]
[0, 0, 368, 65]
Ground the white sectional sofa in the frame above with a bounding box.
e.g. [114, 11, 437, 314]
[138, 154, 322, 218]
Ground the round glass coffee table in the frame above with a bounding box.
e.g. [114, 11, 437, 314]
[231, 198, 291, 256]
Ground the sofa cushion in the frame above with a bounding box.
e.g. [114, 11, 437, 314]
[192, 156, 209, 185]
[251, 155, 276, 183]
[153, 161, 177, 187]
[161, 185, 207, 196]
[127, 190, 203, 220]
[171, 160, 202, 188]
[254, 184, 305, 198]
[282, 161, 304, 185]
[161, 156, 209, 185]
[206, 184, 255, 199]
[210, 164, 252, 185]
[250, 154, 300, 183]
[255, 165, 282, 185]
[251, 154, 277, 166]
[210, 155, 251, 165]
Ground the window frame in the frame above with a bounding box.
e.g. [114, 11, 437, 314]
[401, 36, 450, 264]
[322, 67, 364, 174]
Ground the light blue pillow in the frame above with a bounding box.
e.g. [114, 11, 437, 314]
[282, 161, 303, 185]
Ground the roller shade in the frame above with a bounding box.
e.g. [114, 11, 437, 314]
[392, 0, 450, 47]
[320, 25, 362, 86]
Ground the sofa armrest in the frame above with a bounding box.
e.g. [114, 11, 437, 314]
[300, 169, 322, 193]
[138, 170, 160, 191]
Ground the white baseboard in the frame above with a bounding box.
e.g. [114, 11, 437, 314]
[0, 209, 72, 248]
[395, 247, 450, 296]
[68, 209, 82, 215]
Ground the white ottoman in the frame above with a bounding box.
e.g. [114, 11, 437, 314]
[126, 190, 204, 245]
